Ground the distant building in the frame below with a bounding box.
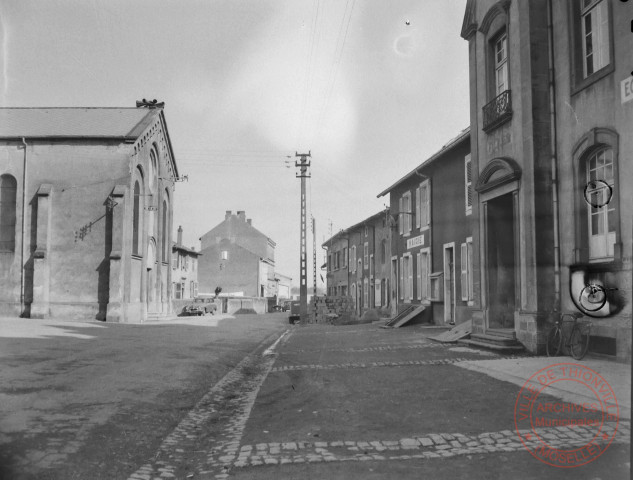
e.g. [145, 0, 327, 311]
[378, 128, 474, 325]
[274, 272, 292, 301]
[198, 211, 276, 297]
[461, 0, 631, 358]
[0, 105, 178, 322]
[172, 226, 201, 300]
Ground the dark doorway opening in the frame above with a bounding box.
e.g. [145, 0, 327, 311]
[487, 193, 516, 329]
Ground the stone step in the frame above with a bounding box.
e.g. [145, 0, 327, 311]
[458, 337, 524, 353]
[470, 333, 520, 346]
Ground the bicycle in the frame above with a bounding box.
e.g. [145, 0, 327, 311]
[545, 311, 591, 360]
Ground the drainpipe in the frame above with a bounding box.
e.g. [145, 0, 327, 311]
[20, 138, 28, 316]
[547, 0, 561, 313]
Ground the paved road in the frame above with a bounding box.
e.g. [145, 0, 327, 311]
[0, 313, 288, 480]
[0, 317, 629, 479]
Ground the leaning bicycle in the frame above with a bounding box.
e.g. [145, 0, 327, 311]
[546, 311, 591, 360]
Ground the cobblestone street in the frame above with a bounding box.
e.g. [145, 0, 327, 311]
[1, 317, 630, 479]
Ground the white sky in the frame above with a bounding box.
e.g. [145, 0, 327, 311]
[0, 0, 469, 289]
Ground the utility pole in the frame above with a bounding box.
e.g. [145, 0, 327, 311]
[295, 152, 311, 324]
[312, 216, 317, 299]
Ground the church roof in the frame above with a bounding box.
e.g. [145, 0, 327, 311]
[0, 107, 162, 140]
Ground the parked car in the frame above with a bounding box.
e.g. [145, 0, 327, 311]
[288, 301, 301, 324]
[181, 305, 205, 316]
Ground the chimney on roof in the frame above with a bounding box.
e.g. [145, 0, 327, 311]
[237, 211, 246, 222]
[225, 210, 232, 220]
[177, 225, 183, 245]
[247, 218, 252, 226]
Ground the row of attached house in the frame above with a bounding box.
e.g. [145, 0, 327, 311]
[323, 211, 391, 316]
[325, 0, 632, 361]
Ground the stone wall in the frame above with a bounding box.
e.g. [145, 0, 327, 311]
[311, 296, 356, 324]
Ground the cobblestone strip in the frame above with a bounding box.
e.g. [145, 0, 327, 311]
[284, 343, 452, 354]
[127, 330, 290, 480]
[230, 421, 630, 469]
[270, 356, 523, 373]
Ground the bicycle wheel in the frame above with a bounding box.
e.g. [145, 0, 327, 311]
[579, 284, 607, 312]
[546, 325, 562, 357]
[569, 324, 590, 360]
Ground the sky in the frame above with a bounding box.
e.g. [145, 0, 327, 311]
[0, 0, 469, 290]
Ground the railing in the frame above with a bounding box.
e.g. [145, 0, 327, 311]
[482, 89, 512, 132]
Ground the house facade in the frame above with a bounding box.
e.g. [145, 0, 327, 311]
[198, 211, 276, 297]
[461, 0, 631, 358]
[378, 128, 476, 325]
[323, 210, 391, 316]
[323, 230, 349, 297]
[172, 226, 201, 300]
[0, 105, 178, 322]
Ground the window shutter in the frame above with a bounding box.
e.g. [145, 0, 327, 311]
[399, 197, 404, 234]
[467, 240, 474, 301]
[415, 187, 421, 229]
[416, 253, 421, 300]
[407, 257, 413, 300]
[465, 154, 472, 214]
[461, 243, 468, 301]
[399, 257, 404, 299]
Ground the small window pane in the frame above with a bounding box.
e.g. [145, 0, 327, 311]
[608, 208, 616, 233]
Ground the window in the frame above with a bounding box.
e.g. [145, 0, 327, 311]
[350, 245, 356, 271]
[403, 254, 413, 301]
[132, 177, 142, 256]
[418, 181, 430, 229]
[363, 242, 369, 269]
[363, 278, 369, 307]
[493, 32, 508, 96]
[417, 248, 430, 301]
[429, 272, 443, 302]
[369, 254, 374, 277]
[221, 250, 228, 260]
[586, 148, 616, 260]
[364, 225, 368, 237]
[0, 174, 17, 252]
[162, 199, 168, 262]
[461, 237, 474, 302]
[465, 154, 473, 215]
[399, 191, 412, 235]
[581, 0, 610, 78]
[343, 247, 348, 268]
[183, 256, 189, 271]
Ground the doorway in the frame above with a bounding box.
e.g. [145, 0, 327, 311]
[486, 193, 516, 329]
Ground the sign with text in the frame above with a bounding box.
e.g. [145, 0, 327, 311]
[406, 234, 425, 250]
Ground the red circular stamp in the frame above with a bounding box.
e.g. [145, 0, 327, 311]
[514, 362, 619, 468]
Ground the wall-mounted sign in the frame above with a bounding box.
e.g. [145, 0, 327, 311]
[622, 76, 633, 104]
[406, 234, 424, 250]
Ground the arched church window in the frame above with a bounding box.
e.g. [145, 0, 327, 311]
[0, 174, 17, 252]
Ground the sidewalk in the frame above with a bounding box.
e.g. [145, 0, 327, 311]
[456, 356, 631, 419]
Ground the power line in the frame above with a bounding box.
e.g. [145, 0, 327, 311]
[313, 0, 356, 145]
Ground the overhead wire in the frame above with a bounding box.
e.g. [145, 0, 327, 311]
[312, 0, 356, 146]
[298, 0, 322, 147]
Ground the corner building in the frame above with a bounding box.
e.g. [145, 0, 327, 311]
[461, 0, 631, 359]
[0, 106, 179, 322]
